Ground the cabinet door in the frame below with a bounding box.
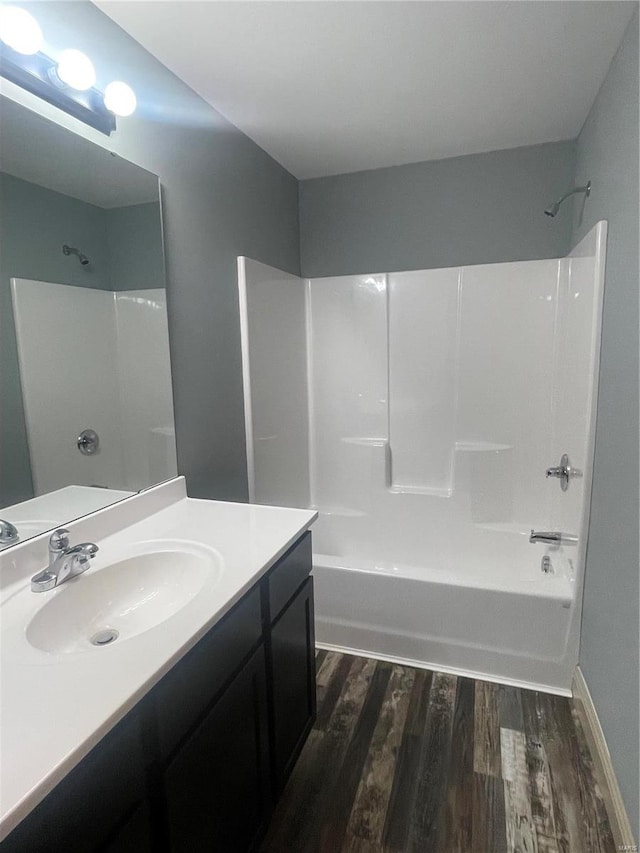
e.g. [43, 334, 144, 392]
[270, 576, 316, 791]
[1, 712, 149, 853]
[103, 802, 152, 853]
[163, 645, 271, 853]
[153, 586, 262, 762]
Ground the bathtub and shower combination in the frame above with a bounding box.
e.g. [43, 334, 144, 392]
[238, 222, 607, 695]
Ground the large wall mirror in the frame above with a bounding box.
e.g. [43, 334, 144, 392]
[0, 96, 177, 548]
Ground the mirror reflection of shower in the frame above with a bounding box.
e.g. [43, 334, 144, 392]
[62, 244, 90, 266]
[11, 278, 177, 496]
[544, 181, 591, 217]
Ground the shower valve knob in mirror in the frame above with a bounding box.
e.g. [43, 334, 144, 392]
[545, 453, 581, 491]
[77, 428, 100, 456]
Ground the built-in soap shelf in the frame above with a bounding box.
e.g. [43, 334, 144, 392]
[387, 481, 453, 498]
[334, 436, 514, 504]
[454, 441, 513, 453]
[340, 437, 387, 446]
[339, 437, 453, 498]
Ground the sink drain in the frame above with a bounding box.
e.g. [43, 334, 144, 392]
[90, 628, 119, 646]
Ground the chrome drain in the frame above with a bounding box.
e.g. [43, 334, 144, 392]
[90, 628, 119, 646]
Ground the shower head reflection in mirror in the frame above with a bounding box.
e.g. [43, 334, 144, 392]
[62, 244, 90, 266]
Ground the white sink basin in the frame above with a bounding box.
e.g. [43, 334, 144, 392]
[26, 543, 222, 654]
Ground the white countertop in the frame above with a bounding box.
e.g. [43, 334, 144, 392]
[0, 478, 316, 841]
[0, 485, 133, 549]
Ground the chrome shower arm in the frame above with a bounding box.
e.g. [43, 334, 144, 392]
[545, 181, 591, 217]
[555, 183, 591, 207]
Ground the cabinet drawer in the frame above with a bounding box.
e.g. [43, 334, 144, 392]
[154, 586, 262, 759]
[267, 532, 312, 621]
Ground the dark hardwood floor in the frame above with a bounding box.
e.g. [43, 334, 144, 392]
[261, 650, 616, 853]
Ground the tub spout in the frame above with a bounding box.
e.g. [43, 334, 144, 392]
[529, 530, 578, 546]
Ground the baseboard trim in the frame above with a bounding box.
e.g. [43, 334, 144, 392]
[572, 666, 636, 848]
[316, 641, 572, 696]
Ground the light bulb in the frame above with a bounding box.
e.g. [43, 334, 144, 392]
[104, 81, 136, 117]
[56, 49, 96, 91]
[0, 5, 43, 55]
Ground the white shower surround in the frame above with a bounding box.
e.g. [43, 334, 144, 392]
[238, 221, 606, 694]
[11, 279, 177, 495]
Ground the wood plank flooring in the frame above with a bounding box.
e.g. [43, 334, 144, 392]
[261, 651, 616, 853]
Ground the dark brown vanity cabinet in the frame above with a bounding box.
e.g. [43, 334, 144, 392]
[1, 531, 314, 853]
[1, 710, 152, 853]
[268, 576, 316, 792]
[162, 646, 272, 853]
[263, 531, 316, 793]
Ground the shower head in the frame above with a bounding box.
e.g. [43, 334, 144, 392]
[62, 244, 90, 266]
[545, 181, 591, 218]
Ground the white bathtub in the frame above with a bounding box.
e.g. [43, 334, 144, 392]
[313, 539, 577, 695]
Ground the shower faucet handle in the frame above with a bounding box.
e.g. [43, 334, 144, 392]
[545, 453, 581, 492]
[546, 465, 566, 478]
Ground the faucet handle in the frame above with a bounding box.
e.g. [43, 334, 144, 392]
[49, 528, 70, 554]
[545, 453, 582, 492]
[0, 519, 19, 544]
[66, 543, 99, 578]
[546, 466, 565, 478]
[68, 543, 99, 559]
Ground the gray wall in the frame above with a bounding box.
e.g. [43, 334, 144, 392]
[106, 202, 165, 292]
[8, 1, 301, 502]
[0, 172, 112, 290]
[299, 140, 576, 277]
[571, 10, 639, 837]
[0, 173, 165, 505]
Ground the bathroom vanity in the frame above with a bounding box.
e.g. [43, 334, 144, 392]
[0, 478, 317, 852]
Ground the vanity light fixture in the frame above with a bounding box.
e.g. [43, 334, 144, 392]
[0, 4, 41, 54]
[0, 4, 136, 135]
[54, 49, 96, 92]
[103, 81, 136, 117]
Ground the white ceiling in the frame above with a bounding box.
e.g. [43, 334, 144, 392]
[96, 1, 635, 179]
[0, 96, 159, 207]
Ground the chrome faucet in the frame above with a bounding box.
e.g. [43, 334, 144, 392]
[545, 453, 581, 492]
[529, 530, 578, 546]
[0, 519, 19, 546]
[31, 528, 99, 593]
